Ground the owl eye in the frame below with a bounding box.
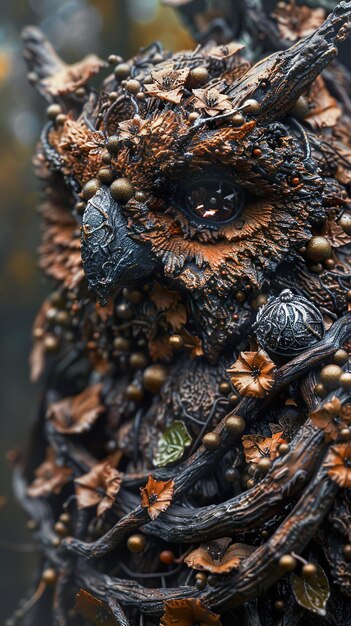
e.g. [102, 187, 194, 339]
[179, 174, 244, 226]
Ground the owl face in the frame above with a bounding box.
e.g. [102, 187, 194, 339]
[36, 5, 351, 357]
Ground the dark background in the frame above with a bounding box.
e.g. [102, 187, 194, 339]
[0, 0, 347, 623]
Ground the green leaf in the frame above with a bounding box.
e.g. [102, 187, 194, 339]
[291, 565, 330, 617]
[153, 421, 192, 467]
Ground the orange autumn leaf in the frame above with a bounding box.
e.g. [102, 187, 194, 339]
[310, 396, 350, 442]
[227, 350, 276, 398]
[27, 448, 72, 498]
[41, 55, 106, 97]
[164, 302, 187, 331]
[75, 462, 122, 516]
[160, 598, 222, 626]
[140, 475, 174, 520]
[185, 539, 255, 574]
[75, 589, 117, 626]
[272, 2, 325, 42]
[46, 384, 104, 434]
[148, 335, 173, 362]
[242, 432, 285, 465]
[305, 77, 341, 130]
[324, 442, 351, 488]
[206, 42, 245, 60]
[150, 283, 181, 311]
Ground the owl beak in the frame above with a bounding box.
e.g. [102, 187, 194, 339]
[229, 0, 351, 122]
[81, 186, 158, 305]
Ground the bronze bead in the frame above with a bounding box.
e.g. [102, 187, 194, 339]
[252, 147, 262, 158]
[75, 87, 86, 98]
[27, 71, 38, 85]
[152, 53, 164, 64]
[231, 112, 245, 126]
[324, 258, 335, 270]
[75, 200, 86, 214]
[106, 136, 119, 154]
[302, 563, 318, 578]
[252, 294, 268, 309]
[278, 554, 297, 572]
[320, 364, 342, 390]
[116, 303, 133, 320]
[125, 79, 141, 94]
[242, 98, 260, 114]
[114, 63, 131, 80]
[108, 54, 122, 65]
[123, 287, 142, 304]
[195, 572, 207, 582]
[339, 213, 351, 236]
[278, 443, 290, 456]
[225, 467, 239, 482]
[339, 428, 351, 441]
[219, 381, 231, 395]
[188, 66, 210, 87]
[135, 190, 148, 202]
[143, 364, 167, 393]
[169, 334, 184, 349]
[202, 432, 221, 450]
[235, 290, 246, 303]
[56, 310, 70, 326]
[289, 96, 309, 119]
[59, 512, 71, 525]
[246, 478, 255, 489]
[82, 178, 101, 200]
[343, 544, 351, 561]
[333, 349, 349, 366]
[346, 290, 351, 303]
[97, 167, 115, 185]
[108, 91, 118, 102]
[159, 550, 175, 565]
[41, 568, 57, 585]
[44, 335, 59, 352]
[136, 91, 146, 101]
[257, 457, 272, 473]
[225, 415, 245, 434]
[56, 113, 67, 125]
[126, 383, 143, 402]
[26, 519, 37, 530]
[306, 236, 332, 263]
[315, 382, 327, 397]
[340, 372, 351, 390]
[113, 337, 131, 352]
[274, 600, 285, 612]
[110, 178, 135, 203]
[228, 393, 239, 405]
[101, 149, 112, 164]
[130, 352, 148, 370]
[127, 534, 146, 553]
[310, 264, 324, 275]
[54, 521, 68, 536]
[46, 103, 62, 120]
[188, 112, 200, 123]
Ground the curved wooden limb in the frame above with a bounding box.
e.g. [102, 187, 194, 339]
[75, 452, 339, 615]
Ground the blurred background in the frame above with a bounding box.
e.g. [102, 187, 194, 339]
[0, 1, 192, 620]
[0, 0, 346, 622]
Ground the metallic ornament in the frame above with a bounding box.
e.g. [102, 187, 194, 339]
[254, 289, 325, 356]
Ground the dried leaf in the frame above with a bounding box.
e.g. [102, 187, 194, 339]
[192, 87, 232, 117]
[46, 384, 104, 434]
[144, 65, 189, 104]
[305, 77, 341, 130]
[150, 283, 181, 311]
[140, 476, 174, 520]
[242, 432, 285, 464]
[324, 442, 351, 488]
[154, 421, 192, 467]
[164, 302, 187, 331]
[75, 589, 118, 626]
[148, 335, 173, 361]
[325, 220, 351, 248]
[41, 55, 106, 96]
[291, 565, 330, 616]
[185, 540, 255, 574]
[273, 2, 326, 42]
[27, 448, 72, 498]
[228, 350, 276, 398]
[75, 462, 122, 516]
[206, 42, 245, 60]
[309, 396, 349, 441]
[160, 598, 222, 626]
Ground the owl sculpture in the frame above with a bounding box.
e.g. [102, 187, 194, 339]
[11, 1, 351, 624]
